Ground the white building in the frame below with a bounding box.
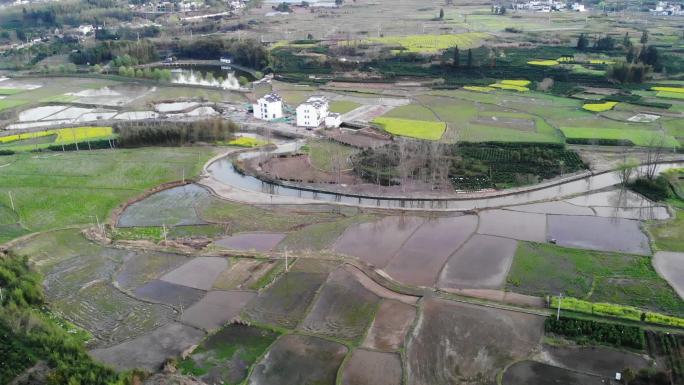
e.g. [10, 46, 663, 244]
[571, 2, 586, 11]
[253, 93, 283, 121]
[78, 25, 95, 35]
[325, 113, 342, 128]
[296, 96, 329, 128]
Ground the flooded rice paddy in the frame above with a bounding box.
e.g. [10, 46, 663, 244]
[362, 300, 416, 351]
[653, 251, 684, 299]
[503, 361, 606, 385]
[547, 215, 651, 254]
[214, 232, 286, 252]
[248, 334, 348, 385]
[407, 298, 544, 385]
[117, 184, 211, 227]
[180, 290, 256, 331]
[160, 257, 228, 290]
[341, 350, 403, 385]
[438, 234, 518, 290]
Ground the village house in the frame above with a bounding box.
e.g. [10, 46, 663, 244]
[296, 96, 329, 128]
[253, 93, 283, 121]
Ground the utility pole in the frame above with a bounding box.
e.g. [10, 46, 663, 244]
[8, 191, 14, 211]
[556, 293, 563, 320]
[284, 247, 289, 272]
[162, 223, 168, 243]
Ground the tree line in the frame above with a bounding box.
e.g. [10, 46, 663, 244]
[113, 119, 238, 147]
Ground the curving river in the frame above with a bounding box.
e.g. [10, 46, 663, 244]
[205, 142, 684, 210]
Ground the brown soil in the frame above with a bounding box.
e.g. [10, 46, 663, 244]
[324, 128, 392, 149]
[258, 155, 358, 184]
[341, 349, 403, 385]
[407, 298, 544, 385]
[362, 300, 416, 351]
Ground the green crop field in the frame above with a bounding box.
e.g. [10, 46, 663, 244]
[560, 127, 679, 147]
[382, 104, 440, 121]
[306, 140, 357, 172]
[329, 100, 361, 114]
[0, 148, 215, 236]
[507, 242, 684, 317]
[372, 117, 447, 140]
[354, 32, 487, 53]
[649, 210, 684, 252]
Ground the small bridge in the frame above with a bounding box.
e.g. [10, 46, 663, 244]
[137, 60, 258, 77]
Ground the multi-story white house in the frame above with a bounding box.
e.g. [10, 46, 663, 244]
[296, 96, 329, 128]
[253, 93, 283, 121]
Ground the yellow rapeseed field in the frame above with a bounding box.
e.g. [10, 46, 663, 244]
[582, 101, 618, 112]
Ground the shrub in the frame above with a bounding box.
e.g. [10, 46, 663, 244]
[629, 176, 673, 202]
[545, 316, 644, 349]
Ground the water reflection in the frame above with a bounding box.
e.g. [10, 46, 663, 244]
[170, 69, 240, 90]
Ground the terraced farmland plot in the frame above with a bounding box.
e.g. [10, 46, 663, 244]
[503, 361, 606, 385]
[438, 234, 518, 290]
[117, 184, 211, 227]
[299, 268, 380, 342]
[179, 325, 280, 385]
[539, 345, 651, 378]
[115, 252, 191, 290]
[242, 270, 329, 328]
[477, 210, 547, 242]
[214, 232, 286, 252]
[362, 300, 416, 351]
[54, 281, 176, 348]
[547, 215, 651, 254]
[212, 259, 284, 290]
[407, 298, 544, 385]
[160, 257, 229, 290]
[134, 280, 205, 308]
[248, 334, 347, 385]
[180, 290, 256, 331]
[90, 322, 205, 371]
[332, 216, 424, 267]
[341, 349, 403, 385]
[384, 215, 477, 287]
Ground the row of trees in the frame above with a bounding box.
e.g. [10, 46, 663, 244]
[172, 37, 270, 69]
[113, 119, 238, 147]
[70, 40, 158, 65]
[116, 66, 172, 81]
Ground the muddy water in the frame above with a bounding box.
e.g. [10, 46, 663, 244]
[160, 257, 228, 290]
[547, 215, 651, 255]
[438, 234, 518, 290]
[18, 105, 68, 121]
[653, 251, 684, 299]
[503, 361, 606, 385]
[592, 205, 670, 220]
[155, 101, 200, 113]
[341, 349, 403, 385]
[506, 201, 594, 216]
[114, 111, 159, 120]
[565, 188, 651, 207]
[541, 345, 652, 378]
[477, 210, 547, 242]
[332, 216, 424, 267]
[214, 232, 286, 252]
[180, 290, 256, 331]
[384, 215, 478, 287]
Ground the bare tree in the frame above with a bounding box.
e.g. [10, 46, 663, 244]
[643, 135, 666, 180]
[617, 156, 639, 186]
